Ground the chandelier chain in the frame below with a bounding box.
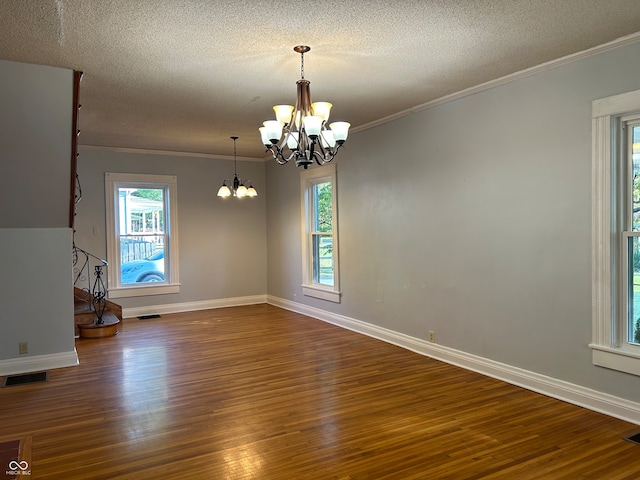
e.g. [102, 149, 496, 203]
[232, 135, 238, 176]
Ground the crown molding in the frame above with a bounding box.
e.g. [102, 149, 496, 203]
[78, 144, 264, 162]
[351, 32, 640, 135]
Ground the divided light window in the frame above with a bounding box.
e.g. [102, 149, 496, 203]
[592, 89, 640, 377]
[623, 119, 640, 346]
[301, 164, 340, 303]
[105, 173, 180, 298]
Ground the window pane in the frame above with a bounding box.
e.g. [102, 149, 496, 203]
[632, 126, 640, 232]
[313, 181, 332, 232]
[120, 236, 165, 284]
[628, 125, 640, 343]
[312, 234, 334, 286]
[630, 236, 640, 345]
[117, 187, 166, 284]
[117, 187, 165, 235]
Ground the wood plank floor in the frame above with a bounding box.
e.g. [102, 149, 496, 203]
[1, 304, 640, 479]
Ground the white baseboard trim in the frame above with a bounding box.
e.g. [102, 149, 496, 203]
[122, 294, 267, 319]
[267, 295, 640, 425]
[0, 350, 79, 377]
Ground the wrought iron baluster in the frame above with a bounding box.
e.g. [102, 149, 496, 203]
[92, 265, 107, 324]
[73, 245, 109, 325]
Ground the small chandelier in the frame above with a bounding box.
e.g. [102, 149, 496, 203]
[217, 136, 257, 198]
[259, 45, 350, 169]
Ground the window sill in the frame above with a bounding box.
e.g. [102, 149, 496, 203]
[109, 283, 180, 299]
[590, 344, 640, 377]
[302, 284, 341, 303]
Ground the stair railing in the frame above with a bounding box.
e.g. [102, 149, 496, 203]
[73, 245, 108, 325]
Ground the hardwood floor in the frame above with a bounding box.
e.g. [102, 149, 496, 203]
[1, 304, 639, 479]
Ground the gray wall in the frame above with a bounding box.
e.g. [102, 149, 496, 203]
[74, 148, 267, 310]
[0, 228, 74, 361]
[266, 41, 640, 403]
[0, 60, 73, 228]
[0, 60, 75, 368]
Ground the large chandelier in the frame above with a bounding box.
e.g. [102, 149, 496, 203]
[217, 136, 257, 198]
[259, 45, 350, 169]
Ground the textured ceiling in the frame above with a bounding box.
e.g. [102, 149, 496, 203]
[1, 0, 640, 159]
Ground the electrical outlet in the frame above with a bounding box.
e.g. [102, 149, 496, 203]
[428, 331, 435, 343]
[19, 342, 28, 354]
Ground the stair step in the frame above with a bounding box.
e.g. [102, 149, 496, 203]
[73, 286, 122, 338]
[78, 312, 120, 339]
[75, 311, 98, 326]
[74, 301, 93, 315]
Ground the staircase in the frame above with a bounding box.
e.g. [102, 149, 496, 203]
[72, 245, 122, 338]
[69, 74, 121, 338]
[74, 287, 122, 338]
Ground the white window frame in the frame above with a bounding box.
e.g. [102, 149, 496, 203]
[300, 164, 341, 303]
[105, 173, 180, 298]
[591, 89, 640, 376]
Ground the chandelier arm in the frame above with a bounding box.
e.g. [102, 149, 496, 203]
[297, 80, 313, 118]
[267, 145, 298, 165]
[276, 150, 289, 164]
[329, 143, 344, 160]
[316, 141, 346, 165]
[276, 128, 292, 153]
[300, 130, 310, 155]
[312, 148, 333, 166]
[284, 149, 298, 163]
[312, 149, 325, 166]
[318, 125, 331, 150]
[324, 143, 338, 156]
[290, 82, 307, 131]
[267, 146, 288, 164]
[279, 147, 300, 164]
[281, 127, 294, 153]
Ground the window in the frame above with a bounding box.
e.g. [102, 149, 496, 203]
[591, 89, 640, 376]
[624, 121, 640, 347]
[300, 164, 340, 302]
[105, 173, 179, 298]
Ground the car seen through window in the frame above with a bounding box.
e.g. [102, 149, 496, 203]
[120, 250, 165, 284]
